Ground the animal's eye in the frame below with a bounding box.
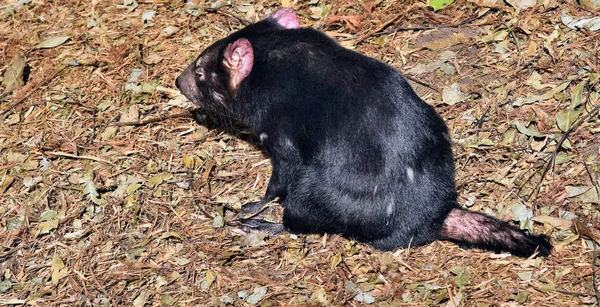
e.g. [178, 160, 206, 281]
[195, 67, 205, 81]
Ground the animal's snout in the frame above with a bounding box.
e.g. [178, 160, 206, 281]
[175, 75, 182, 90]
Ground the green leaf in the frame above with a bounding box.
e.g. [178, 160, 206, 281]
[205, 270, 216, 288]
[537, 282, 556, 293]
[0, 280, 13, 292]
[570, 80, 586, 109]
[35, 36, 70, 49]
[40, 209, 58, 221]
[429, 0, 454, 11]
[515, 121, 546, 138]
[126, 183, 143, 195]
[147, 174, 163, 187]
[160, 294, 175, 306]
[555, 152, 573, 164]
[517, 271, 533, 281]
[556, 109, 580, 132]
[450, 266, 472, 288]
[37, 219, 59, 236]
[330, 253, 343, 269]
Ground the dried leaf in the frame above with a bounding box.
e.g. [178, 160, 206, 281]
[79, 172, 106, 205]
[561, 13, 600, 32]
[35, 36, 70, 49]
[422, 33, 468, 50]
[160, 26, 179, 38]
[532, 215, 573, 230]
[240, 233, 266, 247]
[246, 287, 267, 304]
[51, 253, 67, 285]
[141, 10, 156, 22]
[0, 174, 15, 194]
[1, 52, 26, 93]
[0, 280, 12, 292]
[506, 0, 536, 8]
[160, 294, 175, 306]
[353, 292, 375, 303]
[147, 174, 164, 187]
[36, 219, 59, 236]
[143, 53, 162, 65]
[450, 266, 472, 288]
[133, 290, 150, 307]
[441, 83, 466, 105]
[565, 185, 591, 198]
[330, 253, 342, 269]
[517, 271, 533, 281]
[205, 270, 217, 288]
[40, 209, 58, 221]
[556, 109, 579, 132]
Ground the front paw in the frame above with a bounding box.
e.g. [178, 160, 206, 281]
[240, 201, 266, 217]
[238, 218, 286, 236]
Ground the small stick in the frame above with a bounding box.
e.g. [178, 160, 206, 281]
[111, 110, 192, 127]
[405, 75, 440, 93]
[45, 151, 113, 164]
[369, 10, 490, 38]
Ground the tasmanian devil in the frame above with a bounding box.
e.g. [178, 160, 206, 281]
[175, 8, 552, 257]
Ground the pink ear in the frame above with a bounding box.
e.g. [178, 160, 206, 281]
[223, 38, 254, 93]
[271, 8, 299, 29]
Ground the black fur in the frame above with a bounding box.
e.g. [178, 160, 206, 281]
[176, 10, 551, 257]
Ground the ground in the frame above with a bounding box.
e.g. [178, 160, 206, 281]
[1, 0, 600, 306]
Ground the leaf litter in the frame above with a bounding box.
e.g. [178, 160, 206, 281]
[1, 0, 600, 306]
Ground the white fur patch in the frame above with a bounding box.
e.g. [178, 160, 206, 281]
[386, 201, 394, 216]
[283, 137, 293, 148]
[406, 167, 415, 182]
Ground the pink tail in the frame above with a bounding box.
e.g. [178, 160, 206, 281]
[440, 208, 551, 257]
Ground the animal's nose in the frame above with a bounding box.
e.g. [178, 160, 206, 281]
[175, 76, 181, 90]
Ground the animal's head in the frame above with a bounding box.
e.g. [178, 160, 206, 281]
[175, 8, 299, 112]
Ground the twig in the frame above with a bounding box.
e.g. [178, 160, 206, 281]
[45, 151, 113, 164]
[369, 10, 490, 39]
[555, 288, 591, 297]
[204, 5, 250, 26]
[0, 64, 68, 118]
[592, 242, 600, 305]
[404, 75, 440, 93]
[111, 110, 192, 126]
[88, 257, 116, 306]
[354, 12, 404, 44]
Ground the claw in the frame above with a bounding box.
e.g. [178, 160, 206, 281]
[239, 218, 286, 236]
